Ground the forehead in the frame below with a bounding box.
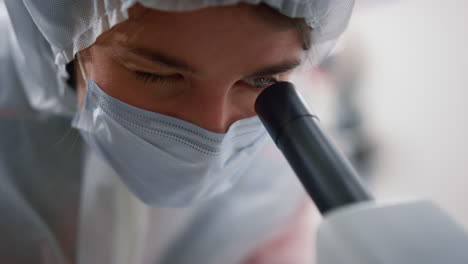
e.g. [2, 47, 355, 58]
[127, 3, 297, 31]
[97, 4, 304, 76]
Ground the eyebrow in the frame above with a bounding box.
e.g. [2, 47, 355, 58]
[120, 44, 302, 77]
[246, 60, 302, 78]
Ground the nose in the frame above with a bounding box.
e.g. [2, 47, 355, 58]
[180, 81, 253, 133]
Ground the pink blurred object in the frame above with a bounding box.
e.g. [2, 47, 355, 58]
[242, 199, 321, 264]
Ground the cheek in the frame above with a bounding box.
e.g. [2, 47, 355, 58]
[230, 82, 260, 117]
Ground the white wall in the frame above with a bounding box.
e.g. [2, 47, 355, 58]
[348, 0, 468, 227]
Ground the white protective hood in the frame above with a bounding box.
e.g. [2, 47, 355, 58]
[4, 0, 354, 116]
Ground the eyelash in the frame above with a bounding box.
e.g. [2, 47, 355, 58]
[134, 71, 177, 85]
[134, 71, 278, 88]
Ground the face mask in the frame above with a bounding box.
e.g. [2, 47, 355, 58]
[72, 80, 268, 207]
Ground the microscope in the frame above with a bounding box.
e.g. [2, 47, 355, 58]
[255, 82, 468, 263]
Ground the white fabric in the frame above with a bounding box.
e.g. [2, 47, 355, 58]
[4, 0, 354, 116]
[77, 141, 304, 264]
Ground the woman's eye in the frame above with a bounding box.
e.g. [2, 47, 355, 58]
[244, 77, 277, 88]
[134, 71, 180, 84]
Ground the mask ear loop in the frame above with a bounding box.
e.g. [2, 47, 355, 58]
[75, 53, 90, 109]
[76, 52, 88, 84]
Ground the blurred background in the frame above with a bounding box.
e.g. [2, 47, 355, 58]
[298, 0, 468, 228]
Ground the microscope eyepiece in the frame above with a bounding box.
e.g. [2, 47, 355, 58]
[255, 82, 372, 214]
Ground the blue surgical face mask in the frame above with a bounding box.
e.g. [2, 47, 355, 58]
[72, 80, 268, 207]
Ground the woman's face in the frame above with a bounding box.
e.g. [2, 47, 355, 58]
[78, 4, 305, 133]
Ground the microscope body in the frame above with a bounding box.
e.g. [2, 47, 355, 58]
[255, 82, 468, 264]
[317, 200, 468, 264]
